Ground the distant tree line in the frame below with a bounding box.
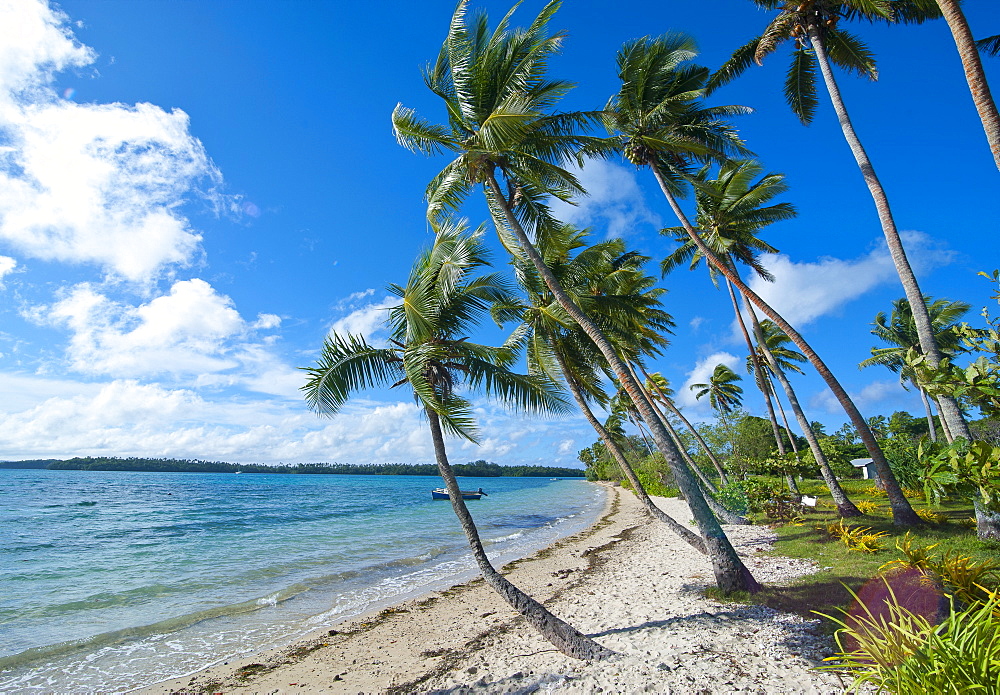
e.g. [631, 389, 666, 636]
[0, 456, 585, 477]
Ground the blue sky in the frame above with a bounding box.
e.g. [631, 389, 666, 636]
[0, 0, 996, 466]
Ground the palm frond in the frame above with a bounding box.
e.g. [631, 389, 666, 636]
[784, 47, 818, 124]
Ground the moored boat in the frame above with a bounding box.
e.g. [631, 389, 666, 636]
[431, 487, 487, 500]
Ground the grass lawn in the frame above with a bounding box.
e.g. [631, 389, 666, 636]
[736, 477, 1000, 629]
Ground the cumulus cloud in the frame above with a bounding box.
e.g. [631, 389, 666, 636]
[0, 255, 15, 285]
[29, 278, 253, 377]
[746, 231, 955, 328]
[810, 379, 921, 416]
[0, 1, 221, 282]
[329, 291, 398, 342]
[549, 159, 660, 238]
[677, 351, 741, 409]
[0, 374, 589, 465]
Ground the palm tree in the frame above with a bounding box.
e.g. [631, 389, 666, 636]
[645, 371, 729, 484]
[860, 296, 972, 442]
[662, 159, 861, 516]
[661, 159, 793, 460]
[907, 0, 1000, 170]
[301, 225, 612, 660]
[604, 32, 920, 525]
[508, 225, 706, 552]
[691, 364, 747, 471]
[692, 364, 744, 414]
[709, 0, 972, 442]
[392, 1, 760, 591]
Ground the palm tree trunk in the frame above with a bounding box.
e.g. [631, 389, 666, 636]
[935, 395, 955, 443]
[973, 500, 1000, 541]
[917, 383, 938, 442]
[647, 161, 916, 525]
[727, 277, 786, 457]
[485, 170, 760, 593]
[743, 298, 863, 518]
[553, 360, 706, 552]
[769, 375, 800, 455]
[640, 365, 729, 483]
[807, 26, 972, 442]
[934, 0, 1000, 172]
[425, 407, 614, 660]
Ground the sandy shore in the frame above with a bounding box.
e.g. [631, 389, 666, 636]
[143, 485, 848, 694]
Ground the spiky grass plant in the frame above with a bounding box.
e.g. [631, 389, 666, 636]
[820, 581, 1000, 693]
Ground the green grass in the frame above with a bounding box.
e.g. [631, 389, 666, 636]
[739, 479, 999, 627]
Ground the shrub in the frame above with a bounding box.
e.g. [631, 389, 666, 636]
[820, 580, 1000, 693]
[854, 499, 884, 515]
[881, 534, 1000, 607]
[914, 508, 947, 525]
[825, 520, 888, 553]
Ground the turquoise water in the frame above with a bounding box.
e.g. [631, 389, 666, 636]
[0, 469, 604, 692]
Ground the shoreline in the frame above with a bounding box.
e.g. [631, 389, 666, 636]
[143, 486, 847, 694]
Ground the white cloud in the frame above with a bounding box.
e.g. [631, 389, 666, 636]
[549, 159, 660, 238]
[329, 293, 398, 341]
[31, 278, 246, 377]
[746, 231, 955, 328]
[0, 255, 15, 285]
[0, 0, 93, 100]
[677, 351, 741, 409]
[251, 313, 282, 330]
[810, 379, 921, 416]
[0, 1, 221, 282]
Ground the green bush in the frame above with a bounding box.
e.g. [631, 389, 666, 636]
[881, 437, 924, 492]
[820, 580, 1000, 693]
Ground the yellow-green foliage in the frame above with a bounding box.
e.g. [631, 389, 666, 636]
[960, 516, 978, 530]
[854, 499, 884, 515]
[914, 508, 947, 525]
[865, 485, 888, 498]
[881, 534, 1000, 607]
[902, 487, 926, 500]
[820, 582, 1000, 693]
[825, 520, 888, 553]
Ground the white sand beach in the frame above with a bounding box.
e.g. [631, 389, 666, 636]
[144, 486, 848, 694]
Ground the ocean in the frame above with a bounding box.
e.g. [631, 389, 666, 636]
[0, 468, 605, 693]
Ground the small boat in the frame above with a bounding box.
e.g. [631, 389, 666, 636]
[431, 487, 487, 500]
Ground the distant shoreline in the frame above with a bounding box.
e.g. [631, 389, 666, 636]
[0, 457, 586, 477]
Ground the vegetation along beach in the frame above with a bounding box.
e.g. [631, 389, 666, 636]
[1, 0, 999, 693]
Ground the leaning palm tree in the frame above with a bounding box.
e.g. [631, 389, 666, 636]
[860, 296, 972, 442]
[904, 0, 1000, 170]
[604, 32, 920, 525]
[507, 225, 706, 552]
[661, 159, 793, 460]
[645, 371, 729, 483]
[708, 0, 972, 441]
[393, 1, 759, 591]
[301, 225, 612, 660]
[691, 364, 744, 459]
[662, 159, 861, 516]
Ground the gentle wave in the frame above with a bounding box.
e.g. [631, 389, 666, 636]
[0, 471, 604, 692]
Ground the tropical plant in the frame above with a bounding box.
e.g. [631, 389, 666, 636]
[691, 364, 744, 414]
[661, 159, 793, 461]
[709, 0, 973, 442]
[861, 296, 972, 442]
[920, 439, 1000, 540]
[301, 226, 611, 660]
[392, 1, 759, 591]
[603, 32, 919, 524]
[820, 580, 1000, 693]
